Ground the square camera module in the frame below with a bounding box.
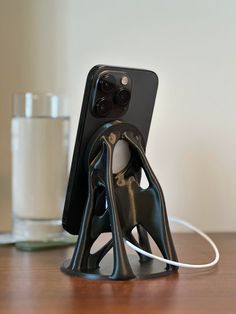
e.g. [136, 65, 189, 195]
[92, 71, 132, 118]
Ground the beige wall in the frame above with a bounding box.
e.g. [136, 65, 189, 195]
[0, 0, 235, 232]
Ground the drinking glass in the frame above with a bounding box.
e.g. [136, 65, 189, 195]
[11, 93, 70, 240]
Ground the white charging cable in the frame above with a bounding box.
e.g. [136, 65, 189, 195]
[125, 216, 220, 269]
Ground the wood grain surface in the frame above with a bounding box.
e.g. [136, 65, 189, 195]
[0, 233, 235, 314]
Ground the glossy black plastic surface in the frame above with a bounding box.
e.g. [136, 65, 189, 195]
[63, 65, 158, 235]
[61, 121, 178, 280]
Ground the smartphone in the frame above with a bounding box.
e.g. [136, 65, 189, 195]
[62, 65, 158, 234]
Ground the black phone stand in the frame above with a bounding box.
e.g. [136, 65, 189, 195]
[61, 120, 178, 280]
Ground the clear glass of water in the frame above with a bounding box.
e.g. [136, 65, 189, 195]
[11, 93, 70, 241]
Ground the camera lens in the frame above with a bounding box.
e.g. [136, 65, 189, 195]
[94, 98, 112, 117]
[98, 74, 116, 93]
[114, 88, 131, 107]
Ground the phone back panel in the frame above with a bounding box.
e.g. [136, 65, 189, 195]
[63, 65, 158, 234]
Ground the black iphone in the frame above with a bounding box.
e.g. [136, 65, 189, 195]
[62, 65, 158, 234]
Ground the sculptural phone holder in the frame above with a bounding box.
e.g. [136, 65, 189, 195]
[61, 120, 178, 280]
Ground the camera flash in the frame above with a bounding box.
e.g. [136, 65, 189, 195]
[121, 76, 128, 85]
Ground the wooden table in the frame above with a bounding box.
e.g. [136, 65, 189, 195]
[0, 233, 235, 314]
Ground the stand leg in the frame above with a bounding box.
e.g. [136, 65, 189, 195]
[68, 149, 104, 272]
[124, 132, 178, 270]
[104, 140, 135, 280]
[137, 224, 152, 262]
[68, 177, 95, 271]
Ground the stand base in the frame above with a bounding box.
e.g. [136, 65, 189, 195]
[61, 254, 177, 280]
